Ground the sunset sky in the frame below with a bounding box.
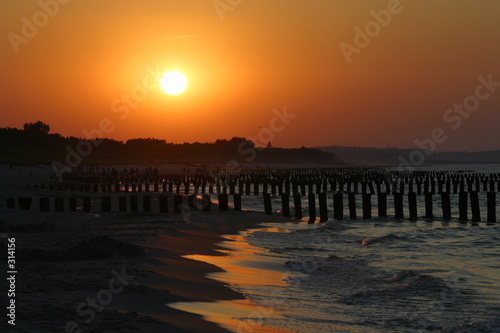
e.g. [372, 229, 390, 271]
[1, 0, 500, 151]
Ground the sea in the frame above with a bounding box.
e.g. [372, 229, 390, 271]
[170, 165, 500, 333]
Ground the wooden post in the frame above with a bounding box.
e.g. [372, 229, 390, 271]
[187, 194, 196, 209]
[174, 194, 183, 213]
[424, 193, 433, 219]
[416, 181, 422, 195]
[130, 195, 138, 212]
[362, 193, 371, 220]
[319, 192, 328, 222]
[394, 193, 404, 219]
[159, 195, 168, 213]
[459, 191, 468, 221]
[378, 193, 387, 217]
[281, 193, 290, 217]
[254, 182, 259, 195]
[441, 192, 451, 220]
[18, 197, 32, 210]
[487, 192, 496, 223]
[143, 195, 151, 212]
[293, 193, 302, 219]
[263, 193, 272, 215]
[101, 196, 111, 212]
[333, 192, 343, 221]
[348, 192, 357, 220]
[470, 191, 481, 223]
[330, 179, 337, 192]
[234, 194, 242, 211]
[308, 193, 316, 223]
[7, 198, 16, 209]
[39, 197, 50, 212]
[368, 182, 375, 195]
[53, 197, 64, 213]
[83, 197, 91, 212]
[115, 184, 120, 192]
[119, 196, 127, 212]
[408, 192, 417, 220]
[68, 197, 76, 213]
[203, 194, 211, 212]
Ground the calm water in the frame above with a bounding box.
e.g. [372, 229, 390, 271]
[175, 165, 500, 332]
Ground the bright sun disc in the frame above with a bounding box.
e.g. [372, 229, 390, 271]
[160, 71, 187, 95]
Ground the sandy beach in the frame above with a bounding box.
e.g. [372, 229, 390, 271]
[0, 165, 296, 332]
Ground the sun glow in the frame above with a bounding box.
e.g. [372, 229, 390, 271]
[160, 71, 187, 95]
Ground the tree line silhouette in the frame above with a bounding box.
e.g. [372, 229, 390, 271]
[0, 121, 338, 165]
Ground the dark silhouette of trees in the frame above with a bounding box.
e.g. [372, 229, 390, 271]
[23, 121, 50, 135]
[0, 123, 337, 165]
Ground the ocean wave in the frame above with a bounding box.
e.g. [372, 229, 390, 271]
[359, 233, 408, 246]
[338, 271, 454, 305]
[440, 317, 500, 332]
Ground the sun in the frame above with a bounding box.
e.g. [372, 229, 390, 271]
[160, 71, 187, 95]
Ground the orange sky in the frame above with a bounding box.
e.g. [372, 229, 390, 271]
[1, 0, 500, 151]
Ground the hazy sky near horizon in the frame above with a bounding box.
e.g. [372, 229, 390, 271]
[1, 0, 500, 151]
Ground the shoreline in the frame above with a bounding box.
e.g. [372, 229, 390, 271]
[0, 164, 297, 332]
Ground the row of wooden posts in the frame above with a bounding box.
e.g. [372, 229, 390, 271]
[262, 191, 496, 224]
[60, 168, 500, 195]
[35, 176, 500, 196]
[6, 191, 497, 223]
[6, 194, 211, 214]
